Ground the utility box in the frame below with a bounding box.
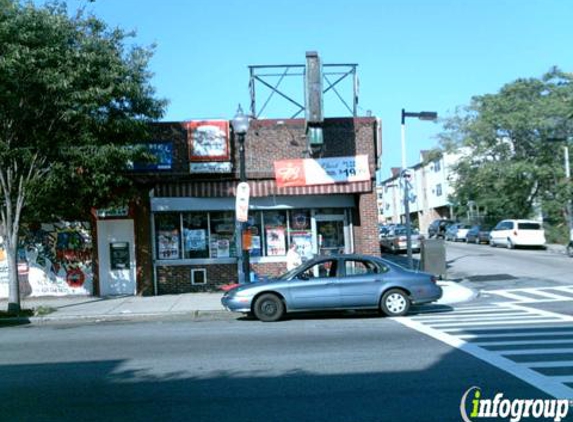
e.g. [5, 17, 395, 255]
[420, 238, 446, 279]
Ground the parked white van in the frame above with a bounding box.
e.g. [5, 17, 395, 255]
[489, 219, 546, 249]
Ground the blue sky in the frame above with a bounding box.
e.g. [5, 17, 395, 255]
[37, 0, 573, 180]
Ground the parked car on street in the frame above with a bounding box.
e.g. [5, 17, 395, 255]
[466, 224, 493, 244]
[489, 219, 546, 249]
[380, 226, 422, 254]
[445, 223, 472, 242]
[428, 219, 455, 238]
[221, 254, 442, 321]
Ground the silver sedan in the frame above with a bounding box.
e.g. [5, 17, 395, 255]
[221, 254, 442, 322]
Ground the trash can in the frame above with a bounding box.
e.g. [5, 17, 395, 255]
[420, 238, 446, 279]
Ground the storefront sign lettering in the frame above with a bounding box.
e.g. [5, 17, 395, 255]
[274, 155, 370, 188]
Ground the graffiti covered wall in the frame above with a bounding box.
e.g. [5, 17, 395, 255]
[0, 222, 93, 298]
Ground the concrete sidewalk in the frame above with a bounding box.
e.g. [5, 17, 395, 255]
[1, 281, 476, 323]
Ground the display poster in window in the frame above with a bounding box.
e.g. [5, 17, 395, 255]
[266, 228, 286, 256]
[186, 120, 230, 162]
[185, 229, 206, 251]
[157, 230, 179, 259]
[250, 235, 261, 257]
[290, 211, 310, 230]
[216, 238, 230, 258]
[210, 236, 231, 258]
[290, 231, 313, 260]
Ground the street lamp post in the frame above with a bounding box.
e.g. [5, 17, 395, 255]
[401, 109, 438, 269]
[232, 105, 250, 284]
[547, 123, 573, 246]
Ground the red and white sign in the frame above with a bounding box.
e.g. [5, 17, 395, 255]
[274, 155, 370, 188]
[186, 120, 230, 162]
[235, 182, 250, 223]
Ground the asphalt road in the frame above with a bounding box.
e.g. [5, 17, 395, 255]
[0, 316, 558, 422]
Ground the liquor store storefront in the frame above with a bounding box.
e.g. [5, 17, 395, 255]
[150, 189, 363, 294]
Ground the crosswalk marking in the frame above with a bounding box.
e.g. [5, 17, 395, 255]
[397, 300, 573, 399]
[488, 285, 573, 304]
[528, 361, 573, 368]
[475, 339, 573, 347]
[458, 330, 573, 340]
[500, 348, 573, 356]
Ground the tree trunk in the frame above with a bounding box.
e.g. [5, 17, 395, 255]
[6, 241, 20, 313]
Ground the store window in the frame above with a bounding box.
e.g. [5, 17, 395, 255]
[245, 212, 263, 257]
[209, 211, 236, 258]
[288, 209, 313, 259]
[155, 213, 180, 260]
[263, 210, 287, 256]
[183, 213, 209, 259]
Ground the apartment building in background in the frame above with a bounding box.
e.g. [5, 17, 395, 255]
[378, 150, 461, 235]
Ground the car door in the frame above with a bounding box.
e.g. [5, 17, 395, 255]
[287, 258, 340, 310]
[337, 258, 386, 308]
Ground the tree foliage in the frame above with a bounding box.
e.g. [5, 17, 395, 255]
[438, 68, 573, 235]
[0, 0, 166, 310]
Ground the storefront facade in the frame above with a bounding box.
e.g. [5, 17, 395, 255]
[109, 116, 381, 295]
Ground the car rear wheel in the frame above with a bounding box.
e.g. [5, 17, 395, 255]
[253, 293, 285, 322]
[380, 289, 410, 317]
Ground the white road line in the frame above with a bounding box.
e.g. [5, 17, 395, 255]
[458, 331, 573, 340]
[500, 348, 573, 356]
[549, 376, 573, 383]
[443, 322, 573, 333]
[527, 361, 573, 369]
[488, 291, 534, 302]
[475, 339, 573, 347]
[526, 290, 573, 300]
[430, 318, 563, 328]
[413, 312, 533, 323]
[396, 317, 573, 399]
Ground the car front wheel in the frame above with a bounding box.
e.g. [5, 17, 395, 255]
[380, 289, 410, 317]
[253, 293, 285, 322]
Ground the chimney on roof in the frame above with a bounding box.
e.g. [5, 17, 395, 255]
[305, 51, 324, 155]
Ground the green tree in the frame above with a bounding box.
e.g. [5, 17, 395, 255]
[0, 1, 166, 312]
[438, 68, 573, 234]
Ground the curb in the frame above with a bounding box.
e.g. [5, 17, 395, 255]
[0, 309, 230, 325]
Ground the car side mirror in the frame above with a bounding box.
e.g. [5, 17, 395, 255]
[297, 273, 309, 281]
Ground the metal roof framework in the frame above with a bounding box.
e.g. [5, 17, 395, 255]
[248, 63, 359, 119]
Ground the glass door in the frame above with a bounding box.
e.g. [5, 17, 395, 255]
[315, 218, 346, 256]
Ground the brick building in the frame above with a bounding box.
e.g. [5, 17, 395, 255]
[92, 116, 381, 296]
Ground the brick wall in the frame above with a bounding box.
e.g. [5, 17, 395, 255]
[354, 192, 381, 256]
[143, 117, 381, 295]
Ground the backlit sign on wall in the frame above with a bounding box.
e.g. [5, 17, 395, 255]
[186, 120, 230, 162]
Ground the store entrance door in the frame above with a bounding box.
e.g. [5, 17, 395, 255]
[315, 216, 347, 256]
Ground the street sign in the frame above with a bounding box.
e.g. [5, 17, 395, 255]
[235, 182, 250, 223]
